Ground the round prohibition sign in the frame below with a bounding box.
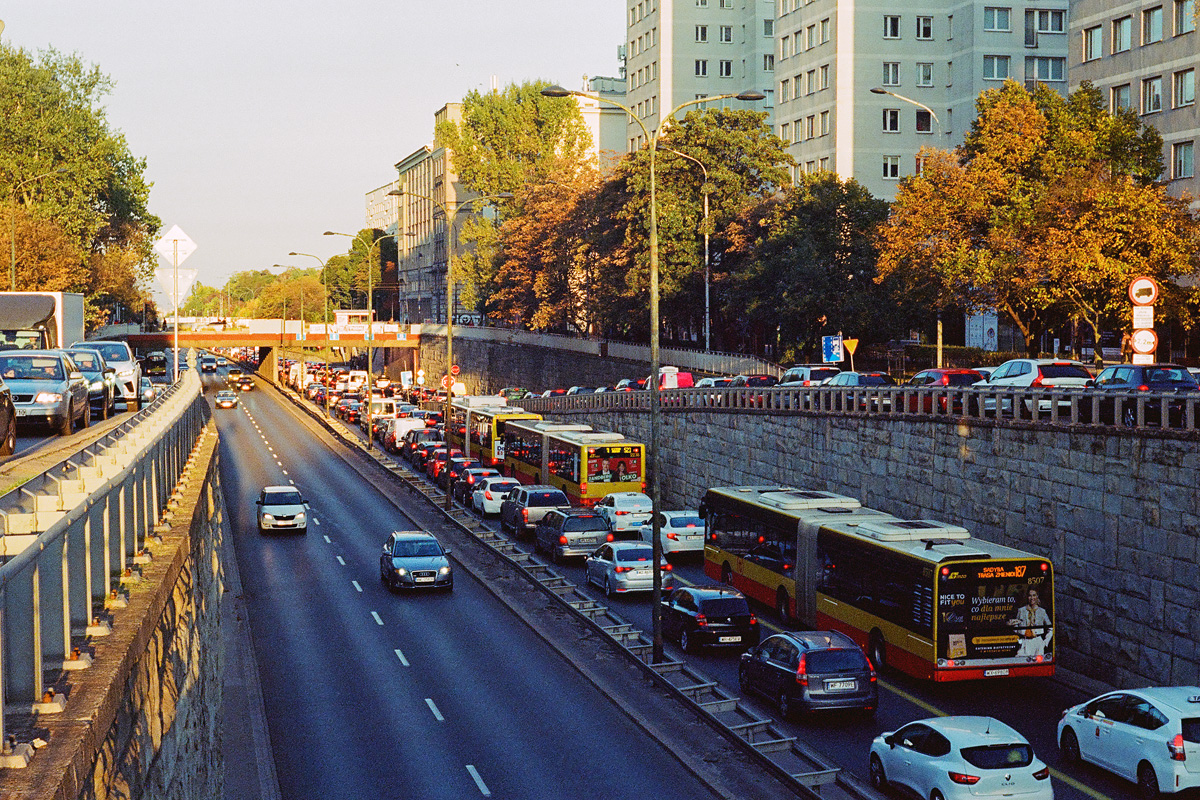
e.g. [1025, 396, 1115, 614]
[1129, 276, 1159, 305]
[451, 364, 460, 375]
[441, 375, 451, 388]
[1131, 328, 1158, 355]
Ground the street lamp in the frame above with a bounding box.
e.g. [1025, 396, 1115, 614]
[870, 87, 945, 368]
[387, 188, 511, 509]
[663, 148, 712, 353]
[291, 251, 333, 414]
[541, 84, 763, 663]
[8, 166, 70, 290]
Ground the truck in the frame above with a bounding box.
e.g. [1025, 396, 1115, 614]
[0, 291, 86, 350]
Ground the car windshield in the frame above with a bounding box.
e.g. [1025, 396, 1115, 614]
[746, 376, 778, 386]
[1039, 364, 1090, 379]
[0, 356, 63, 381]
[959, 744, 1033, 769]
[563, 516, 608, 532]
[69, 352, 100, 370]
[805, 649, 869, 673]
[858, 374, 895, 386]
[1183, 718, 1200, 744]
[615, 546, 654, 562]
[486, 480, 519, 491]
[699, 597, 750, 616]
[392, 540, 442, 558]
[811, 369, 839, 382]
[265, 491, 303, 505]
[529, 492, 568, 507]
[85, 344, 128, 362]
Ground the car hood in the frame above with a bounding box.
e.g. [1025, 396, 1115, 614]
[261, 503, 305, 516]
[390, 555, 448, 571]
[6, 378, 69, 392]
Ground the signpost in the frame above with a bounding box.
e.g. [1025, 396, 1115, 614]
[153, 225, 197, 383]
[1128, 276, 1159, 365]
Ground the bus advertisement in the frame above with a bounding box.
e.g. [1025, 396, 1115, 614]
[701, 485, 1055, 682]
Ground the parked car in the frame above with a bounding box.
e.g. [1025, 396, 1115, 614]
[584, 540, 671, 596]
[499, 485, 571, 538]
[594, 492, 654, 540]
[65, 347, 118, 419]
[471, 476, 521, 517]
[638, 511, 706, 555]
[0, 350, 90, 435]
[452, 466, 501, 505]
[255, 485, 308, 534]
[904, 368, 985, 413]
[979, 358, 1092, 415]
[378, 530, 453, 591]
[778, 365, 841, 386]
[70, 340, 142, 410]
[1057, 686, 1200, 798]
[566, 385, 593, 395]
[738, 630, 878, 717]
[661, 586, 759, 653]
[1085, 363, 1199, 427]
[536, 508, 614, 563]
[870, 717, 1052, 800]
[215, 390, 238, 409]
[826, 371, 896, 411]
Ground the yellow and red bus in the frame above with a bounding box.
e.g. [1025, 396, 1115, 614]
[444, 399, 541, 468]
[503, 421, 645, 506]
[700, 486, 1055, 682]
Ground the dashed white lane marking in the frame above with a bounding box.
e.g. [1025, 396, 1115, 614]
[313, 518, 321, 526]
[371, 611, 384, 625]
[425, 698, 444, 721]
[394, 649, 409, 667]
[351, 580, 362, 592]
[323, 535, 331, 543]
[466, 765, 491, 796]
[282, 469, 288, 475]
[336, 556, 346, 566]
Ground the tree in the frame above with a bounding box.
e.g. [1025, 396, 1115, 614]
[876, 80, 1188, 357]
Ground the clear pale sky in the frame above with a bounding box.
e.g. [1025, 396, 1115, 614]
[2, 2, 625, 297]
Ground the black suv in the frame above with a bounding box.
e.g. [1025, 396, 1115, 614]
[1085, 363, 1198, 427]
[738, 630, 877, 718]
[661, 586, 759, 654]
[533, 508, 612, 563]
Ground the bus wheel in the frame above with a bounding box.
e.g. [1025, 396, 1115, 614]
[777, 588, 793, 627]
[869, 631, 887, 673]
[721, 563, 732, 585]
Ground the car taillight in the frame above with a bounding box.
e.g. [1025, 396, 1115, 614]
[695, 613, 707, 627]
[1031, 372, 1044, 388]
[948, 772, 980, 785]
[1138, 384, 1150, 392]
[614, 565, 630, 573]
[615, 510, 628, 515]
[559, 535, 568, 545]
[485, 490, 494, 500]
[667, 532, 678, 540]
[522, 509, 529, 522]
[1033, 767, 1050, 780]
[1170, 733, 1187, 761]
[606, 533, 614, 542]
[796, 654, 808, 686]
[664, 563, 673, 571]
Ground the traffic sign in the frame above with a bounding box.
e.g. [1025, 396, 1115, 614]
[1129, 276, 1159, 306]
[451, 364, 460, 375]
[843, 339, 859, 356]
[822, 335, 844, 364]
[1132, 306, 1154, 329]
[1131, 328, 1158, 355]
[441, 375, 451, 388]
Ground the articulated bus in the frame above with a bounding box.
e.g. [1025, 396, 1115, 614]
[700, 486, 1055, 682]
[503, 421, 646, 506]
[444, 399, 541, 468]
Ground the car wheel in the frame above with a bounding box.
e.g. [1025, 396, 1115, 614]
[1138, 763, 1159, 800]
[777, 690, 792, 719]
[605, 577, 614, 598]
[0, 418, 14, 456]
[738, 664, 750, 692]
[57, 404, 72, 436]
[1123, 406, 1138, 427]
[680, 628, 694, 654]
[869, 632, 887, 673]
[777, 588, 793, 627]
[869, 755, 887, 790]
[80, 400, 90, 429]
[721, 563, 733, 586]
[1059, 727, 1080, 764]
[931, 791, 945, 800]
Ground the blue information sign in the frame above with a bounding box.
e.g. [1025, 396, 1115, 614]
[822, 335, 844, 364]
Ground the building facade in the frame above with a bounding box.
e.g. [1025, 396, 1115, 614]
[576, 75, 631, 171]
[775, 0, 1069, 198]
[1069, 0, 1198, 200]
[625, 0, 777, 151]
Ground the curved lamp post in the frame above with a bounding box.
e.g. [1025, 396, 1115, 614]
[8, 166, 70, 291]
[541, 84, 763, 663]
[290, 251, 333, 414]
[663, 147, 712, 353]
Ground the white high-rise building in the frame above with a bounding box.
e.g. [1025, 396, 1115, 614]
[774, 0, 1069, 198]
[625, 0, 777, 151]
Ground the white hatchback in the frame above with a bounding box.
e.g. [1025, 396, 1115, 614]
[471, 477, 520, 517]
[870, 716, 1052, 800]
[638, 511, 706, 555]
[1057, 687, 1200, 798]
[979, 359, 1092, 415]
[595, 491, 653, 539]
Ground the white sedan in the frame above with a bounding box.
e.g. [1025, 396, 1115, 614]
[870, 717, 1052, 800]
[471, 477, 520, 517]
[638, 511, 706, 555]
[1057, 686, 1200, 797]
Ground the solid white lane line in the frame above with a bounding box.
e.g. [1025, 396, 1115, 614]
[351, 580, 362, 592]
[394, 649, 409, 667]
[336, 556, 345, 565]
[425, 698, 444, 721]
[371, 611, 384, 625]
[466, 766, 491, 796]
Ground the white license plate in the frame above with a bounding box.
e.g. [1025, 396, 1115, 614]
[414, 576, 435, 583]
[826, 680, 855, 691]
[15, 408, 28, 416]
[685, 535, 702, 541]
[633, 570, 649, 577]
[718, 636, 742, 643]
[984, 668, 1010, 677]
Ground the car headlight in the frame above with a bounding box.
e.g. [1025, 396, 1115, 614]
[90, 380, 104, 390]
[295, 512, 305, 523]
[34, 392, 63, 404]
[118, 369, 135, 379]
[394, 567, 408, 577]
[261, 513, 275, 522]
[438, 566, 452, 575]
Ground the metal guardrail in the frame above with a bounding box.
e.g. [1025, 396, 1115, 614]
[0, 370, 208, 766]
[514, 385, 1200, 433]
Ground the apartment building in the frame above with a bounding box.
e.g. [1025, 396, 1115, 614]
[1070, 0, 1198, 200]
[574, 75, 631, 172]
[625, 0, 777, 150]
[775, 0, 1069, 199]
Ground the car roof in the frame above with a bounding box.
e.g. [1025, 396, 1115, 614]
[609, 492, 651, 501]
[770, 629, 860, 652]
[1122, 686, 1200, 714]
[688, 586, 746, 601]
[262, 485, 299, 495]
[387, 530, 437, 542]
[917, 716, 1026, 745]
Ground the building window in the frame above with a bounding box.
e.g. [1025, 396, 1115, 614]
[806, 69, 816, 93]
[820, 110, 830, 135]
[1174, 141, 1195, 178]
[721, 0, 732, 6]
[818, 64, 829, 89]
[764, 54, 775, 71]
[1143, 76, 1163, 113]
[807, 115, 816, 138]
[984, 7, 1011, 31]
[883, 156, 901, 179]
[915, 155, 926, 175]
[764, 19, 774, 36]
[780, 78, 791, 101]
[1176, 0, 1196, 34]
[948, 14, 954, 38]
[807, 24, 817, 48]
[780, 122, 792, 143]
[1113, 16, 1132, 52]
[1027, 56, 1065, 82]
[1083, 26, 1103, 60]
[820, 18, 831, 43]
[916, 110, 933, 132]
[916, 62, 934, 86]
[1111, 84, 1133, 111]
[720, 25, 733, 42]
[695, 59, 709, 77]
[1035, 10, 1065, 33]
[983, 55, 1010, 80]
[883, 62, 900, 86]
[916, 16, 933, 39]
[884, 15, 901, 38]
[696, 25, 708, 42]
[883, 108, 900, 132]
[719, 60, 733, 77]
[1143, 7, 1164, 43]
[696, 0, 708, 6]
[1174, 68, 1195, 106]
[819, 156, 830, 171]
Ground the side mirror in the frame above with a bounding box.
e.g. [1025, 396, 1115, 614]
[443, 548, 452, 556]
[69, 371, 84, 381]
[1085, 379, 1095, 388]
[885, 734, 897, 748]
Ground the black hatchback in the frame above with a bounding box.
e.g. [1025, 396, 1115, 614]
[661, 586, 759, 653]
[739, 630, 877, 718]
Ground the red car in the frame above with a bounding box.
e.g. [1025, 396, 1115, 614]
[904, 369, 984, 413]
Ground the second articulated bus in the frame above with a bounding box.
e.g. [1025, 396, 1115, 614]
[503, 420, 646, 506]
[445, 400, 542, 468]
[700, 486, 1055, 682]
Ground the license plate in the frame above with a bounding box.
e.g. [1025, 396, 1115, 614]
[718, 636, 742, 643]
[984, 668, 1010, 677]
[15, 408, 28, 416]
[685, 535, 702, 541]
[414, 576, 434, 583]
[826, 680, 855, 691]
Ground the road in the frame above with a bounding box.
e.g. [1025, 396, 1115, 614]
[209, 372, 726, 800]
[316, 387, 1143, 800]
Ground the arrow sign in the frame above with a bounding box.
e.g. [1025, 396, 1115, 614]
[154, 225, 197, 265]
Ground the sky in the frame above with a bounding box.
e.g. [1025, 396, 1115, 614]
[1, 1, 625, 300]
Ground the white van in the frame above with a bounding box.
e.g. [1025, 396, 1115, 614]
[347, 370, 368, 392]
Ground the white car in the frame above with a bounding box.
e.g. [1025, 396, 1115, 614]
[471, 477, 520, 517]
[594, 492, 653, 539]
[255, 485, 308, 534]
[584, 541, 673, 597]
[638, 511, 706, 555]
[1057, 687, 1200, 798]
[870, 717, 1052, 800]
[978, 359, 1092, 415]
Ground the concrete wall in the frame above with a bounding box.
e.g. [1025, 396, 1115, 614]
[539, 404, 1200, 689]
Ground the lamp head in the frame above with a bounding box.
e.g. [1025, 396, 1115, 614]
[387, 189, 403, 197]
[322, 231, 337, 236]
[735, 90, 766, 101]
[540, 85, 573, 98]
[870, 87, 889, 95]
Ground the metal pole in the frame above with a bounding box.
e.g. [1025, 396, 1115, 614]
[703, 189, 710, 353]
[366, 238, 374, 450]
[444, 232, 454, 510]
[172, 241, 179, 383]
